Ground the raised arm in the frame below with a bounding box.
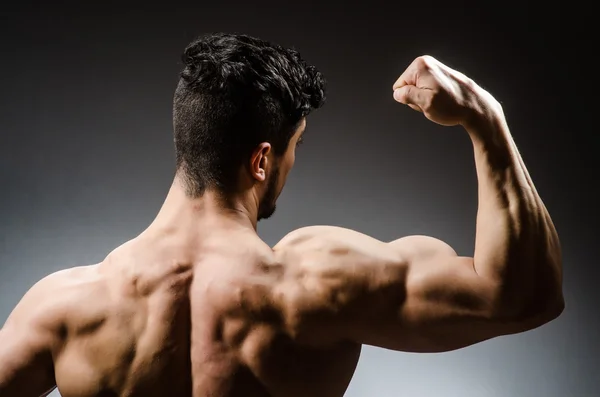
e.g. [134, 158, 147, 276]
[0, 273, 64, 397]
[272, 56, 563, 353]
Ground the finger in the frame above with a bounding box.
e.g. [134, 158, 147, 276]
[393, 85, 430, 112]
[392, 76, 407, 90]
[393, 55, 442, 92]
[392, 68, 415, 91]
[392, 56, 428, 91]
[392, 61, 418, 90]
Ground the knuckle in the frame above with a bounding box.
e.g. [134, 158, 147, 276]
[414, 56, 428, 68]
[422, 91, 434, 110]
[463, 76, 476, 89]
[416, 55, 434, 68]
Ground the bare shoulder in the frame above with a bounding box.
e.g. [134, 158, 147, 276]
[273, 225, 454, 265]
[3, 265, 107, 331]
[0, 265, 117, 395]
[274, 225, 396, 259]
[272, 225, 404, 298]
[269, 226, 404, 342]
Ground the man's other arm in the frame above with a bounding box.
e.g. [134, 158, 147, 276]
[0, 273, 66, 397]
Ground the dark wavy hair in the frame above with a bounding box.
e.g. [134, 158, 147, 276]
[173, 33, 326, 197]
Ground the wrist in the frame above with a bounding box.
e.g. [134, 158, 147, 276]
[462, 100, 514, 168]
[460, 84, 505, 134]
[462, 98, 507, 146]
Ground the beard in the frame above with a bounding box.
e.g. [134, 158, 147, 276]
[257, 165, 281, 221]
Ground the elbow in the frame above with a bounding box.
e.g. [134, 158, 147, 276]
[497, 292, 565, 330]
[543, 293, 565, 321]
[524, 268, 565, 324]
[491, 277, 565, 328]
[528, 296, 565, 329]
[494, 254, 564, 326]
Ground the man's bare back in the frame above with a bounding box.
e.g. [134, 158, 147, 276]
[0, 45, 564, 397]
[6, 228, 361, 397]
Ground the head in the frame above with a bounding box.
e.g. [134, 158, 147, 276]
[173, 33, 326, 220]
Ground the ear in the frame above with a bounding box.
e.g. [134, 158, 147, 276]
[249, 142, 271, 182]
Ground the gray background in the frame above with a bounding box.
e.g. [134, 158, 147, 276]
[1, 1, 597, 396]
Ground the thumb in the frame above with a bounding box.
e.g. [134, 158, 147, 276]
[393, 85, 428, 112]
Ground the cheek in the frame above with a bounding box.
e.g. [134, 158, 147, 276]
[284, 149, 295, 169]
[289, 153, 296, 174]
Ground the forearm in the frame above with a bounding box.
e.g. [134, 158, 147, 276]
[464, 105, 563, 316]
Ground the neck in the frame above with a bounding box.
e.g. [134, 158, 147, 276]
[143, 178, 259, 242]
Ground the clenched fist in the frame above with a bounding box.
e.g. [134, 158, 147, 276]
[392, 56, 502, 127]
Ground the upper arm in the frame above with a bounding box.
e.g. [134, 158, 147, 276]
[274, 226, 553, 353]
[0, 273, 65, 397]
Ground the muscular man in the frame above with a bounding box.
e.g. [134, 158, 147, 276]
[0, 33, 564, 397]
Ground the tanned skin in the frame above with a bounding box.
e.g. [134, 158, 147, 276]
[0, 56, 564, 397]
